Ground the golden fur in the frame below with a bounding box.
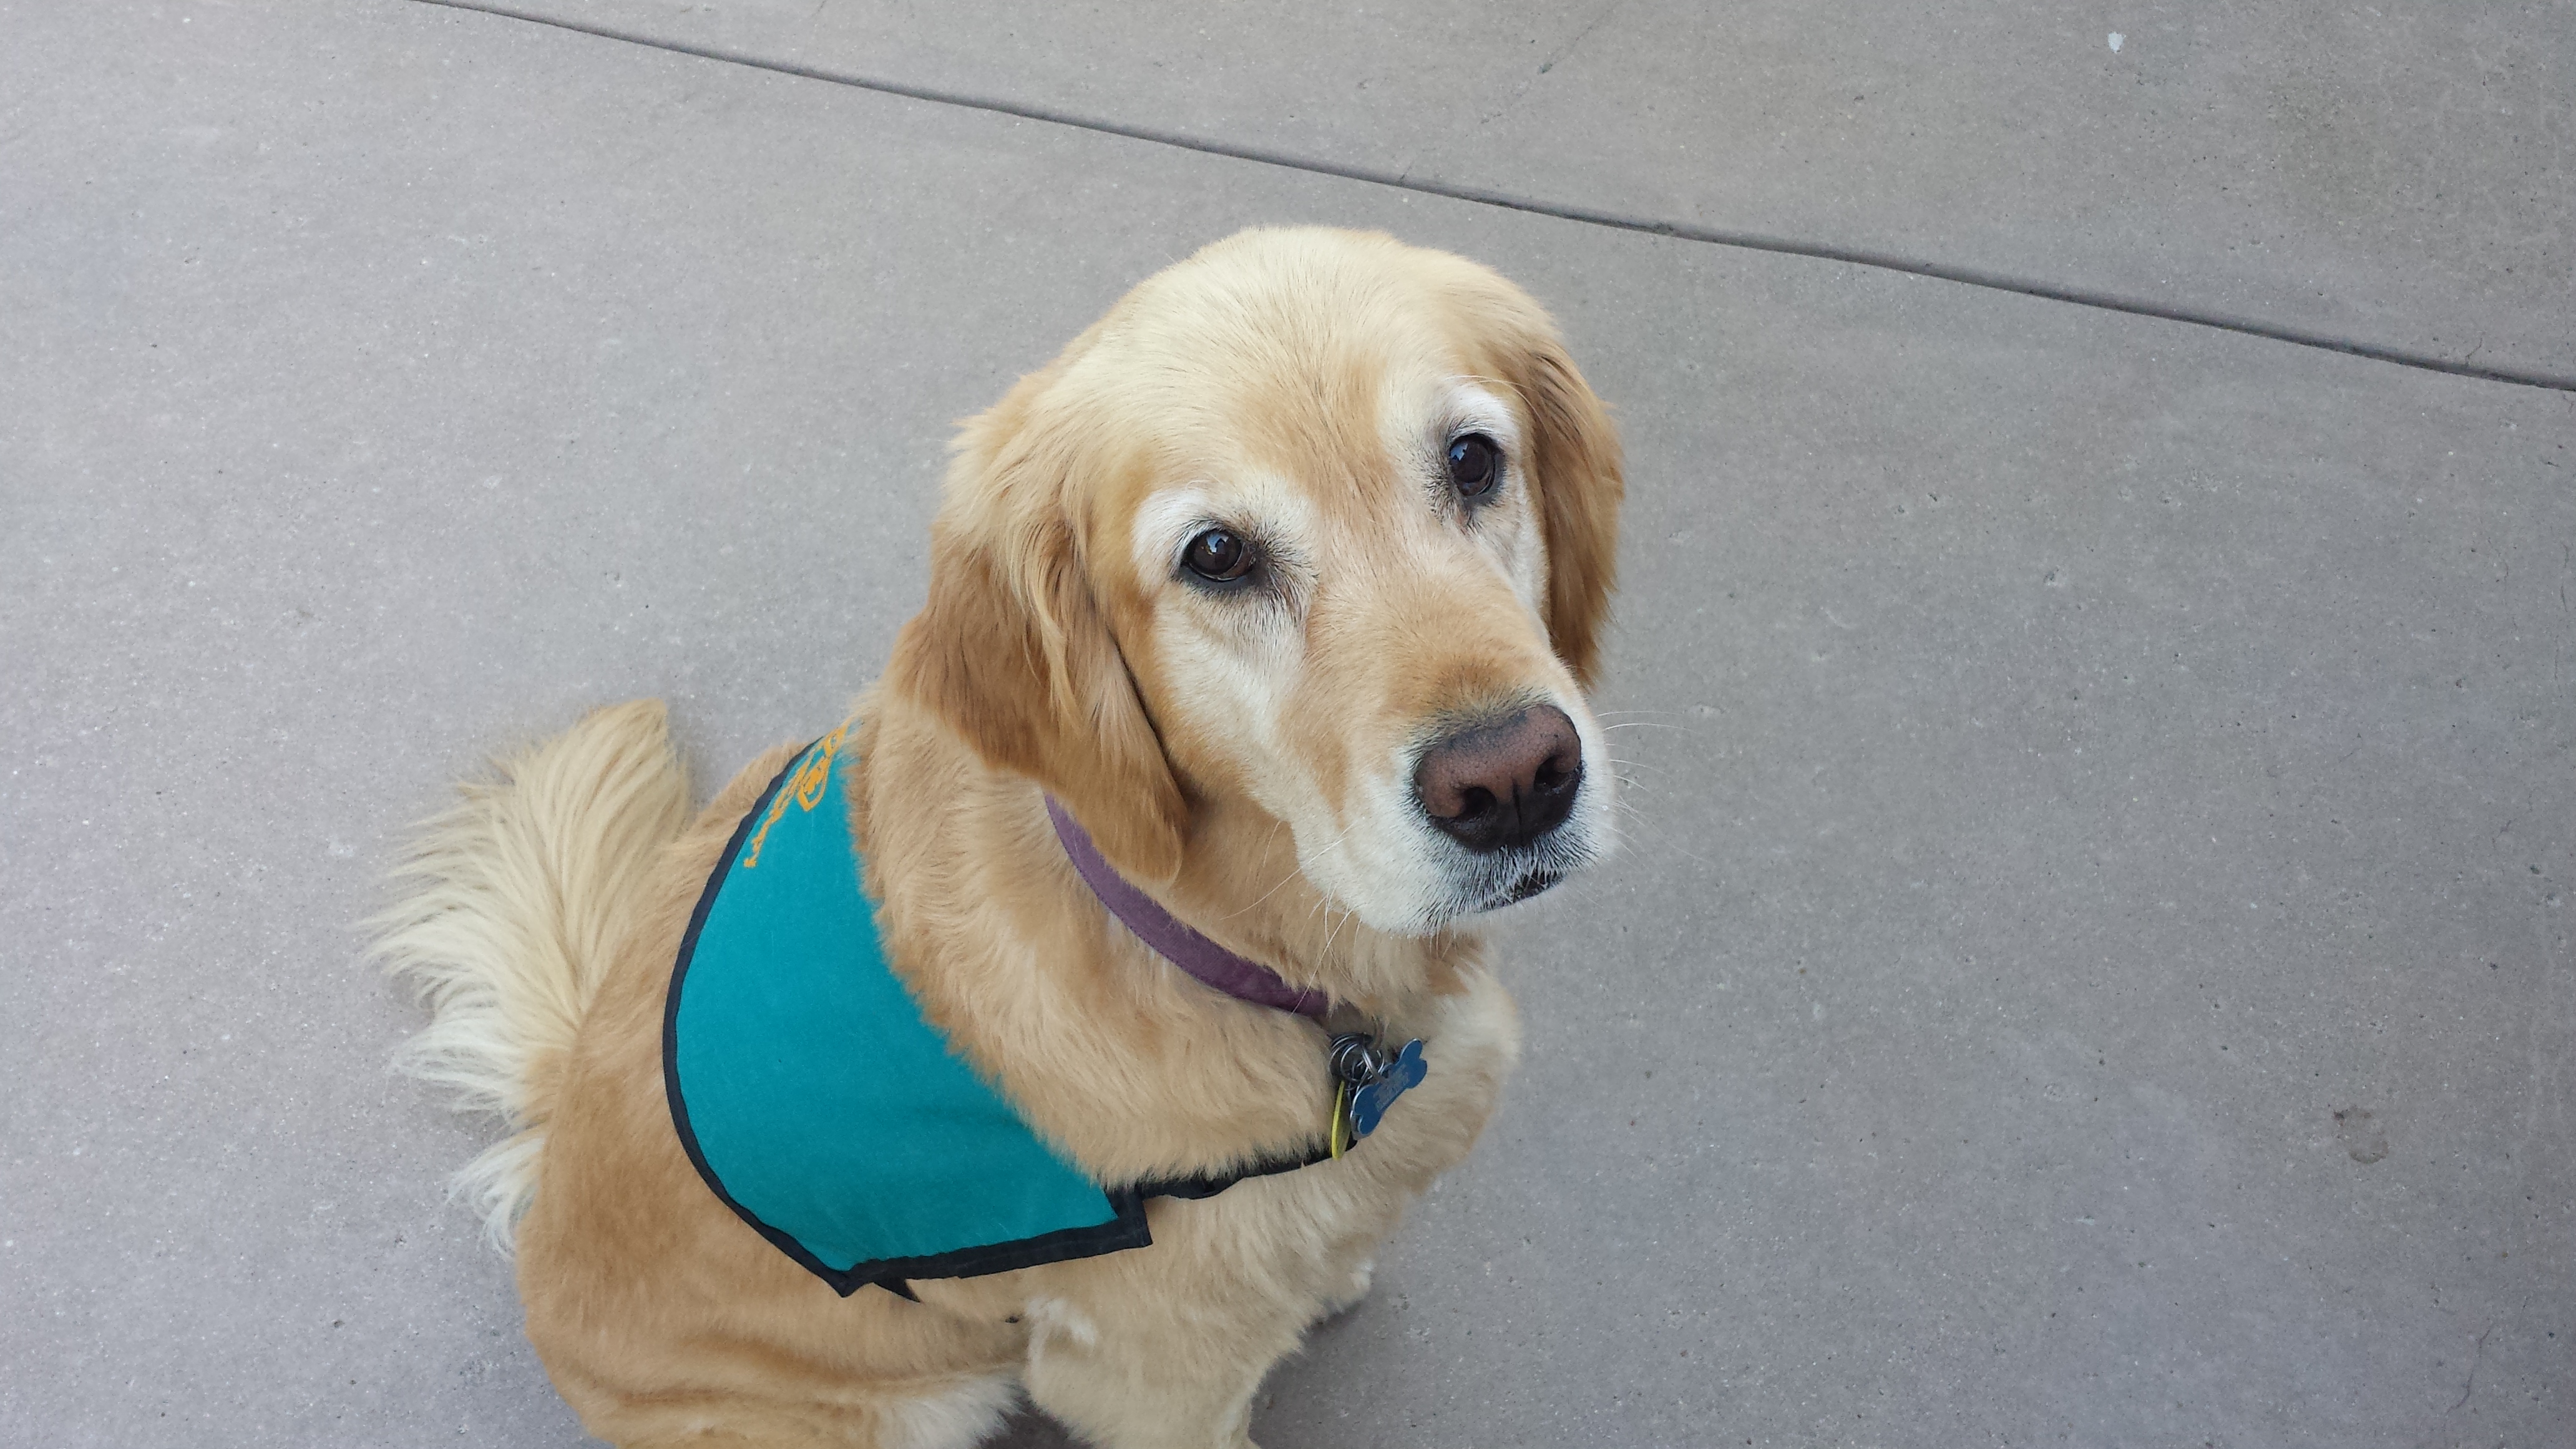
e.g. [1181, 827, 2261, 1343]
[382, 228, 1623, 1447]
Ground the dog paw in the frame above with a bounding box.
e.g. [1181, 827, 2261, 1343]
[1318, 1257, 1375, 1320]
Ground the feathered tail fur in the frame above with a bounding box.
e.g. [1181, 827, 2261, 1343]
[371, 699, 691, 1251]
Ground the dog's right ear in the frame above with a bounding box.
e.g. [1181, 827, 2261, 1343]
[884, 398, 1190, 886]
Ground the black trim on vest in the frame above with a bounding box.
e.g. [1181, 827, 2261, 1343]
[1130, 1141, 1335, 1201]
[662, 741, 1339, 1300]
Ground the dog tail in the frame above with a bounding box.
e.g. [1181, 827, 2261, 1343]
[372, 699, 692, 1252]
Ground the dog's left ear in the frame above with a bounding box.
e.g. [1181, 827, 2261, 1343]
[1503, 327, 1624, 690]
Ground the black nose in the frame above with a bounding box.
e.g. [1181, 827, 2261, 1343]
[1413, 705, 1584, 854]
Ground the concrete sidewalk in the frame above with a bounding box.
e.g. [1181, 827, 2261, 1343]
[461, 0, 2576, 384]
[2, 3, 2569, 1446]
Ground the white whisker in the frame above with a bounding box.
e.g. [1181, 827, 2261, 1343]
[1225, 814, 1360, 922]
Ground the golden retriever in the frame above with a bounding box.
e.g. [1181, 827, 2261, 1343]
[378, 226, 1623, 1447]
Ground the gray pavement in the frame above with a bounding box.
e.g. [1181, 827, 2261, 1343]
[1, 2, 2569, 1447]
[467, 0, 2576, 384]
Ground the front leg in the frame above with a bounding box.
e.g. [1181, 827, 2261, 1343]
[1023, 1320, 1267, 1449]
[1021, 970, 1521, 1447]
[1018, 1207, 1312, 1448]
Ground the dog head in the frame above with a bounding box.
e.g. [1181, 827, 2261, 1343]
[889, 228, 1622, 938]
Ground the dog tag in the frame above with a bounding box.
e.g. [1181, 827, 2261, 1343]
[1345, 1038, 1425, 1139]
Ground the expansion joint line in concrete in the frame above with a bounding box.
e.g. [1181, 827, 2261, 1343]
[415, 0, 2576, 395]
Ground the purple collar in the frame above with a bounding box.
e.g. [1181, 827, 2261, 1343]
[1045, 796, 1329, 1019]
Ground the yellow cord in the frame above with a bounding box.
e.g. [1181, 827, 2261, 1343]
[1330, 1083, 1350, 1159]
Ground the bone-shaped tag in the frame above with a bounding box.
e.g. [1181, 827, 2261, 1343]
[1347, 1038, 1426, 1139]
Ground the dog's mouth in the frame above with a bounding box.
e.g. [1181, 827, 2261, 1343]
[1393, 783, 1604, 932]
[1478, 867, 1563, 912]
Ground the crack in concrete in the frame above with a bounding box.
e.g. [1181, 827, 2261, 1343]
[409, 0, 2576, 394]
[2451, 1324, 2492, 1412]
[1535, 0, 1624, 80]
[1476, 1, 1624, 128]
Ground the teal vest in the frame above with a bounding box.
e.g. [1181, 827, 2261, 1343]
[663, 724, 1153, 1297]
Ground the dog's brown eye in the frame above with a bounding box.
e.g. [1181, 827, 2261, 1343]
[1447, 434, 1501, 499]
[1183, 527, 1255, 583]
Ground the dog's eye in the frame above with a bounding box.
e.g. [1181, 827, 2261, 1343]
[1447, 434, 1501, 500]
[1182, 527, 1256, 583]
